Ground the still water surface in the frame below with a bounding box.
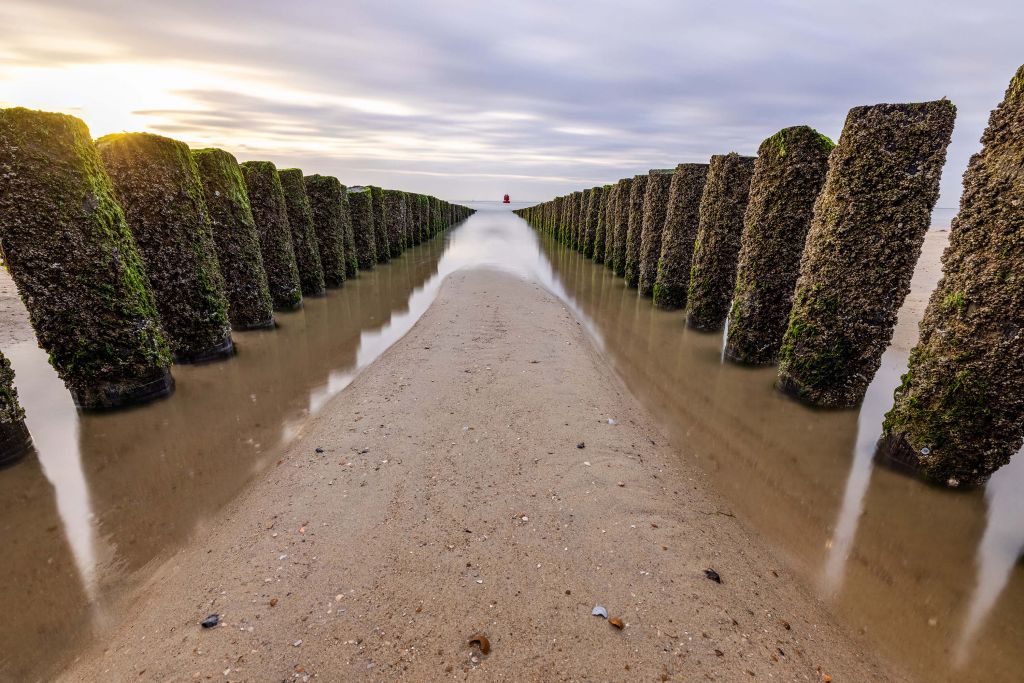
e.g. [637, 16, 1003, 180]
[0, 204, 1020, 681]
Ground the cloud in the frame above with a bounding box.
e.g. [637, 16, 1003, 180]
[0, 0, 1020, 202]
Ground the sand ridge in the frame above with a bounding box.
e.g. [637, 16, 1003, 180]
[59, 268, 903, 681]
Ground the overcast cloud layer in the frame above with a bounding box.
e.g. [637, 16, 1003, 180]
[1, 0, 1020, 205]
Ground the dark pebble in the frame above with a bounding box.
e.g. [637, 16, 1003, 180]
[315, 447, 324, 453]
[704, 569, 722, 584]
[201, 614, 220, 628]
[576, 442, 585, 449]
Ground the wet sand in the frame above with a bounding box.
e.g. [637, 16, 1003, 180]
[55, 268, 898, 681]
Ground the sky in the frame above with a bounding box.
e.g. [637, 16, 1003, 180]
[0, 0, 1020, 205]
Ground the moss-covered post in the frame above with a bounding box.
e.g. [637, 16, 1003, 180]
[0, 108, 173, 408]
[879, 69, 1024, 487]
[685, 154, 756, 330]
[0, 350, 31, 464]
[369, 186, 390, 262]
[383, 189, 405, 258]
[623, 174, 649, 287]
[652, 163, 709, 309]
[98, 132, 233, 363]
[567, 191, 582, 246]
[569, 191, 584, 250]
[777, 100, 956, 408]
[725, 128, 834, 363]
[582, 187, 603, 258]
[339, 183, 358, 277]
[193, 148, 275, 330]
[304, 174, 348, 287]
[348, 186, 377, 269]
[638, 169, 676, 297]
[418, 194, 430, 244]
[277, 169, 325, 297]
[609, 177, 633, 277]
[594, 184, 614, 264]
[566, 191, 579, 250]
[400, 192, 413, 251]
[239, 161, 303, 310]
[603, 185, 619, 270]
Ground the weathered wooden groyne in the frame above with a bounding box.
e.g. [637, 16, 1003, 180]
[240, 160, 303, 311]
[724, 128, 832, 364]
[304, 174, 349, 288]
[0, 105, 473, 464]
[777, 100, 955, 408]
[194, 148, 276, 331]
[516, 66, 1024, 488]
[879, 67, 1024, 487]
[652, 163, 708, 310]
[685, 153, 756, 330]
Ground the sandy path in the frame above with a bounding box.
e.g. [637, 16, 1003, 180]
[59, 268, 900, 682]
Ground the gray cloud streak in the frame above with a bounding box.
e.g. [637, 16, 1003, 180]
[1, 0, 1019, 203]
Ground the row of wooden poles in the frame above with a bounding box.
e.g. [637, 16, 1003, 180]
[516, 64, 1024, 490]
[0, 108, 475, 464]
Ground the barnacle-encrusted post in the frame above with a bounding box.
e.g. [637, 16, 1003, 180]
[652, 164, 709, 309]
[777, 100, 956, 407]
[239, 161, 303, 310]
[193, 148, 275, 330]
[880, 70, 1024, 487]
[304, 174, 348, 287]
[685, 153, 756, 331]
[623, 174, 648, 288]
[725, 127, 833, 362]
[638, 169, 675, 297]
[348, 186, 377, 270]
[278, 169, 325, 297]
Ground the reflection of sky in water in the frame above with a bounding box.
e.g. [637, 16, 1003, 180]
[955, 448, 1024, 665]
[6, 343, 104, 603]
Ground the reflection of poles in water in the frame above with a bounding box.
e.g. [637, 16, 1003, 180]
[821, 350, 908, 595]
[953, 449, 1024, 667]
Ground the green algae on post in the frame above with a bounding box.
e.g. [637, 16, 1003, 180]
[384, 189, 406, 257]
[338, 182, 358, 277]
[348, 186, 377, 269]
[880, 68, 1024, 487]
[239, 161, 303, 310]
[610, 178, 633, 277]
[0, 108, 173, 408]
[97, 132, 233, 364]
[304, 174, 348, 287]
[278, 169, 325, 297]
[685, 154, 756, 331]
[369, 186, 390, 261]
[623, 174, 649, 287]
[725, 128, 833, 363]
[638, 169, 675, 297]
[193, 148, 275, 330]
[777, 99, 956, 408]
[0, 349, 31, 464]
[594, 184, 615, 265]
[583, 187, 603, 258]
[653, 163, 709, 310]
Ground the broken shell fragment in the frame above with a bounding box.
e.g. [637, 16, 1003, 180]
[469, 634, 490, 655]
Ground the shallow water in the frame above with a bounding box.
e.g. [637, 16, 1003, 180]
[0, 205, 1020, 681]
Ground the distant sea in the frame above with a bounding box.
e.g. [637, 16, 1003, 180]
[459, 202, 959, 230]
[931, 207, 956, 230]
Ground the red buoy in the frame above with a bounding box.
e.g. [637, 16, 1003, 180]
[502, 194, 510, 204]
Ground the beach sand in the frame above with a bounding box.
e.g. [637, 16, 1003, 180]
[52, 268, 905, 681]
